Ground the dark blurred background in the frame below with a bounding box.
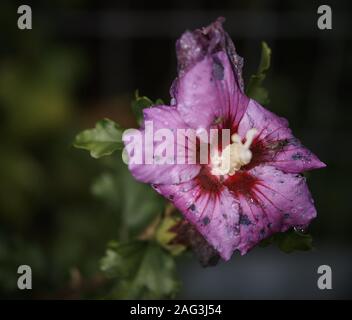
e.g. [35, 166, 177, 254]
[0, 0, 351, 299]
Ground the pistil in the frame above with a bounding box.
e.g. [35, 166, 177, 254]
[211, 128, 257, 176]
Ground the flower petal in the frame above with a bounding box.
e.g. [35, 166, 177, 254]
[155, 174, 241, 261]
[224, 165, 317, 255]
[176, 51, 249, 131]
[175, 17, 245, 90]
[123, 106, 201, 185]
[238, 99, 326, 173]
[172, 18, 248, 130]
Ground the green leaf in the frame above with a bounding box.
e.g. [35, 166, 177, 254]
[101, 240, 179, 299]
[122, 171, 164, 237]
[257, 41, 271, 74]
[246, 41, 271, 105]
[73, 119, 123, 158]
[156, 215, 186, 256]
[275, 229, 313, 253]
[131, 90, 164, 125]
[259, 229, 313, 253]
[91, 162, 165, 239]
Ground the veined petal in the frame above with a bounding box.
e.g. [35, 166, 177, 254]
[176, 51, 249, 131]
[123, 105, 201, 185]
[223, 165, 317, 255]
[155, 174, 241, 261]
[238, 99, 326, 173]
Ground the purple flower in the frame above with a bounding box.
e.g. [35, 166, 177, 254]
[123, 18, 326, 261]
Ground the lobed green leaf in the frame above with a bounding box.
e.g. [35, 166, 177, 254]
[73, 119, 123, 158]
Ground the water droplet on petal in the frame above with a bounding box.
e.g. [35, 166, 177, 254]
[294, 226, 306, 233]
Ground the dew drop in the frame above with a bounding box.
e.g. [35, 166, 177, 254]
[294, 226, 306, 233]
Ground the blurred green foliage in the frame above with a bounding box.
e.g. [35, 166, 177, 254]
[0, 3, 115, 298]
[246, 41, 271, 105]
[75, 113, 182, 299]
[0, 53, 103, 297]
[91, 157, 166, 240]
[101, 240, 179, 299]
